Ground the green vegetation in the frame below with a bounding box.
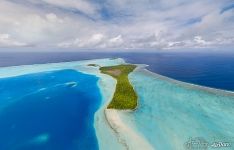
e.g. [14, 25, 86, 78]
[100, 64, 137, 110]
[87, 64, 100, 67]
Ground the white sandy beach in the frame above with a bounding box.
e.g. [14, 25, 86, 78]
[1, 58, 234, 150]
[105, 109, 154, 150]
[0, 58, 152, 150]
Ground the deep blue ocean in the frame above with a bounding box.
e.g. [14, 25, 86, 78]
[0, 69, 101, 150]
[0, 52, 234, 91]
[0, 51, 234, 149]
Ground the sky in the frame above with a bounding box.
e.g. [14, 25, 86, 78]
[0, 0, 234, 51]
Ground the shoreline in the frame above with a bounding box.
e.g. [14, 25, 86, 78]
[0, 58, 234, 150]
[140, 67, 234, 96]
[100, 64, 137, 109]
[0, 58, 233, 95]
[104, 109, 154, 150]
[134, 63, 234, 95]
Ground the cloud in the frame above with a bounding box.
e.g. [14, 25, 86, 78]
[108, 35, 123, 47]
[58, 33, 105, 48]
[88, 34, 105, 45]
[0, 33, 27, 47]
[40, 0, 99, 16]
[58, 34, 124, 49]
[194, 36, 209, 45]
[45, 13, 63, 23]
[0, 0, 233, 50]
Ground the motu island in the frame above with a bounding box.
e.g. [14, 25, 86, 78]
[100, 64, 137, 109]
[0, 58, 234, 150]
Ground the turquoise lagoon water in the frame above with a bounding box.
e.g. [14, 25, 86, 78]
[0, 69, 101, 150]
[0, 58, 234, 150]
[127, 68, 234, 150]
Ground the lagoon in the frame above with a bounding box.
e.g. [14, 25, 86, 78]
[0, 58, 234, 150]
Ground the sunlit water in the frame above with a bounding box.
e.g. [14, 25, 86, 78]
[125, 69, 234, 150]
[0, 69, 101, 150]
[0, 57, 234, 150]
[0, 52, 234, 91]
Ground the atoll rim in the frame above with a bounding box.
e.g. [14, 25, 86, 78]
[0, 58, 233, 150]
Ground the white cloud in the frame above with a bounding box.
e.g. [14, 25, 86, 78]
[194, 36, 210, 45]
[58, 34, 125, 49]
[58, 34, 105, 48]
[108, 35, 123, 47]
[0, 33, 27, 47]
[0, 0, 233, 50]
[41, 0, 98, 16]
[57, 38, 80, 48]
[45, 13, 63, 23]
[89, 34, 105, 45]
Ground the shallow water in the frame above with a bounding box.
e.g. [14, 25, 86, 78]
[127, 69, 234, 150]
[0, 69, 101, 150]
[0, 58, 234, 150]
[0, 52, 234, 91]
